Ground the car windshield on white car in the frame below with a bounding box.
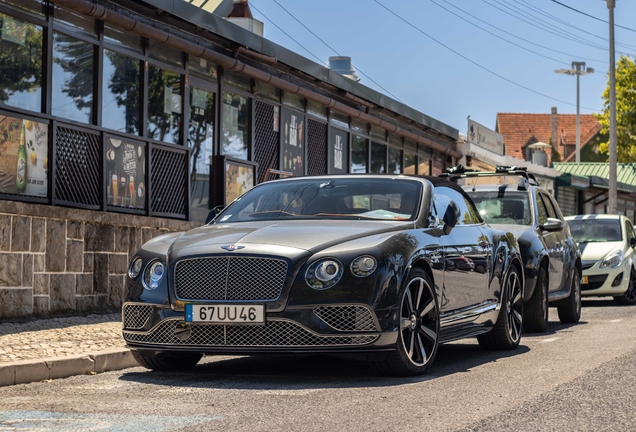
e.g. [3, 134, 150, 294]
[468, 191, 531, 225]
[215, 178, 422, 223]
[567, 218, 622, 243]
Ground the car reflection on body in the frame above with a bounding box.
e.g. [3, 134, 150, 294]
[565, 214, 636, 305]
[122, 175, 524, 376]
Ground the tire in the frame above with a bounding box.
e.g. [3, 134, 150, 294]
[475, 264, 486, 274]
[523, 265, 548, 333]
[370, 268, 439, 376]
[131, 350, 203, 371]
[478, 265, 523, 350]
[557, 269, 582, 323]
[614, 269, 636, 305]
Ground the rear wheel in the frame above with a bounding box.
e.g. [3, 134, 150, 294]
[614, 269, 636, 305]
[370, 268, 439, 376]
[131, 350, 203, 371]
[478, 265, 522, 350]
[523, 265, 548, 333]
[557, 269, 582, 323]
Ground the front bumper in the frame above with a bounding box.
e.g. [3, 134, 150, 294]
[122, 302, 399, 354]
[580, 261, 630, 296]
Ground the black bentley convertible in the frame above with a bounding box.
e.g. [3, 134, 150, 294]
[122, 175, 524, 376]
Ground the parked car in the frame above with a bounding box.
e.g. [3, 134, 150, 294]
[122, 175, 524, 376]
[442, 166, 582, 333]
[565, 214, 636, 305]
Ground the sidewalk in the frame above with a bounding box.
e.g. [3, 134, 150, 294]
[0, 313, 138, 386]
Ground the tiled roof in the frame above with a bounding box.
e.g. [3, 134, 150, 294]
[496, 113, 601, 162]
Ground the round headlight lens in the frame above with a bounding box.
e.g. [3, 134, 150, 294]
[351, 255, 377, 277]
[306, 259, 343, 290]
[128, 257, 143, 279]
[143, 261, 164, 290]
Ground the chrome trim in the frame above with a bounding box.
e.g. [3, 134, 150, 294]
[440, 300, 498, 325]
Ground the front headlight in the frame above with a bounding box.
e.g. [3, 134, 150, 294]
[128, 257, 143, 279]
[351, 255, 377, 277]
[143, 260, 165, 290]
[306, 259, 343, 290]
[600, 249, 623, 268]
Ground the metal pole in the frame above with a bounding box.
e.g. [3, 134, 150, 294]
[608, 0, 618, 213]
[576, 65, 581, 163]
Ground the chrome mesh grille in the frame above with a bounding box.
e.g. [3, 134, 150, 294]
[174, 257, 288, 301]
[123, 319, 379, 347]
[313, 306, 377, 332]
[122, 304, 154, 330]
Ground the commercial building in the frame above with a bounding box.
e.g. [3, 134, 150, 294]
[0, 0, 460, 319]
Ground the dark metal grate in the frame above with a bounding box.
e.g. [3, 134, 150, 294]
[54, 125, 101, 207]
[254, 100, 280, 183]
[150, 147, 187, 217]
[123, 303, 154, 330]
[123, 318, 379, 347]
[174, 256, 288, 301]
[307, 119, 327, 176]
[313, 305, 377, 331]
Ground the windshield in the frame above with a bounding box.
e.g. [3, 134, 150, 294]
[215, 178, 423, 223]
[467, 191, 531, 225]
[567, 219, 622, 242]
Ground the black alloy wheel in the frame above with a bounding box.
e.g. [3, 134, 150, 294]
[558, 269, 582, 323]
[523, 265, 549, 333]
[614, 269, 636, 305]
[478, 265, 523, 350]
[370, 268, 439, 376]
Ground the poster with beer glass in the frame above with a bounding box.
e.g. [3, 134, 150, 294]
[105, 136, 145, 210]
[281, 108, 304, 177]
[0, 115, 48, 198]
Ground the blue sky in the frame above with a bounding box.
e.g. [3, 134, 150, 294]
[249, 0, 636, 135]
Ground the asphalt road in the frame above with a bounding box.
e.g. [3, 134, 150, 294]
[1, 298, 635, 432]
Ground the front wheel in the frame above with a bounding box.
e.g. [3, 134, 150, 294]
[523, 265, 548, 333]
[478, 265, 523, 350]
[370, 268, 439, 376]
[131, 350, 203, 371]
[614, 269, 636, 305]
[557, 269, 582, 323]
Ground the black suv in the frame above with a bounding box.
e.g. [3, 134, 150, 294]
[442, 166, 582, 332]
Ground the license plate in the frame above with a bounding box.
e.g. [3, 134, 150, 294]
[582, 276, 588, 284]
[185, 304, 265, 324]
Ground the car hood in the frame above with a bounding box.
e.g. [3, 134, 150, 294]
[168, 220, 413, 255]
[578, 241, 623, 261]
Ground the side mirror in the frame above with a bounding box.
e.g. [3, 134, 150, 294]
[205, 205, 225, 224]
[630, 237, 636, 248]
[442, 200, 460, 235]
[541, 217, 563, 232]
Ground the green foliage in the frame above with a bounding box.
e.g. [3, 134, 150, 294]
[595, 55, 636, 162]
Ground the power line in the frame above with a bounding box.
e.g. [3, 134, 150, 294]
[551, 0, 636, 33]
[373, 0, 599, 111]
[267, 0, 403, 102]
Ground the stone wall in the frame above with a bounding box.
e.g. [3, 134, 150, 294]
[0, 201, 199, 321]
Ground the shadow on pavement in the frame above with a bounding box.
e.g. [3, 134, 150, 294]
[118, 342, 530, 390]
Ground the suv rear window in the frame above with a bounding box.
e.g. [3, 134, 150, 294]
[468, 191, 531, 225]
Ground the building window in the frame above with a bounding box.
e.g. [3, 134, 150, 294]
[221, 91, 250, 160]
[351, 134, 368, 173]
[52, 32, 94, 124]
[404, 152, 416, 174]
[104, 24, 142, 52]
[371, 141, 386, 173]
[102, 49, 140, 134]
[189, 86, 215, 222]
[0, 13, 43, 112]
[147, 65, 182, 145]
[54, 6, 95, 34]
[419, 151, 431, 176]
[149, 42, 182, 68]
[3, 0, 46, 16]
[389, 147, 402, 174]
[189, 57, 218, 81]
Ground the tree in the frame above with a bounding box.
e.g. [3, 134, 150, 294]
[595, 55, 636, 162]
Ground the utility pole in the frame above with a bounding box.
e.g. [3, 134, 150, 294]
[555, 62, 594, 163]
[607, 0, 618, 213]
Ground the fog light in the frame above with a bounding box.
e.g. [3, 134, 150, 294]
[612, 272, 623, 287]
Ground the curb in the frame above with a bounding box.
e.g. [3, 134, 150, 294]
[0, 348, 138, 387]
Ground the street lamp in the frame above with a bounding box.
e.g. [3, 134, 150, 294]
[555, 62, 594, 163]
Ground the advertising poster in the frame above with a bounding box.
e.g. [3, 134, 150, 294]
[105, 137, 145, 210]
[0, 116, 48, 197]
[329, 128, 348, 174]
[225, 159, 254, 204]
[281, 108, 304, 177]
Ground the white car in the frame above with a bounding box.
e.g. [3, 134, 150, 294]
[565, 214, 636, 305]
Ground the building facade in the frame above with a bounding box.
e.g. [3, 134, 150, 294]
[0, 0, 460, 319]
